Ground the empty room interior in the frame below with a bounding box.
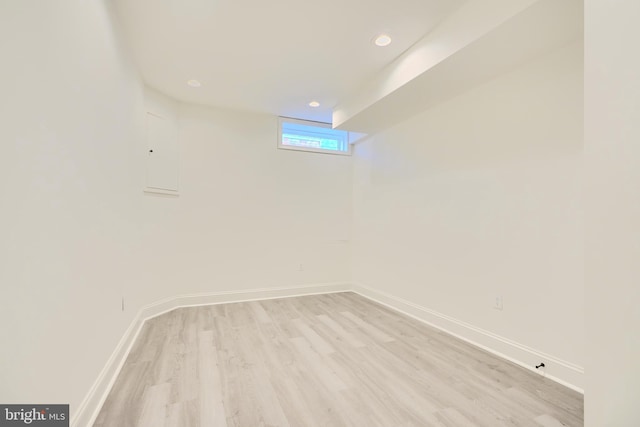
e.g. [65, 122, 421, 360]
[1, 0, 640, 426]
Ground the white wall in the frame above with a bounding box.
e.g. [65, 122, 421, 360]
[0, 0, 146, 413]
[0, 2, 352, 418]
[136, 93, 352, 304]
[352, 41, 584, 383]
[585, 1, 640, 425]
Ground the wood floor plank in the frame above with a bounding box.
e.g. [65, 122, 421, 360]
[291, 318, 335, 355]
[289, 337, 348, 392]
[249, 301, 272, 324]
[316, 313, 366, 348]
[166, 400, 199, 427]
[535, 414, 568, 427]
[340, 310, 395, 343]
[198, 330, 227, 427]
[94, 292, 583, 427]
[137, 383, 170, 427]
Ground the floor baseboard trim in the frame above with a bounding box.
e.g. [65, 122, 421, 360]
[71, 313, 146, 427]
[351, 282, 584, 394]
[71, 281, 351, 427]
[140, 282, 351, 322]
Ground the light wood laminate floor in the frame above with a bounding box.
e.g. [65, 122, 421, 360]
[94, 292, 583, 427]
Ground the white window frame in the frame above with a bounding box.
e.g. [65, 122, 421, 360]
[277, 117, 352, 156]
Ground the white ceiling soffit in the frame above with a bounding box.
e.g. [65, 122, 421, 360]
[112, 0, 466, 123]
[333, 0, 584, 134]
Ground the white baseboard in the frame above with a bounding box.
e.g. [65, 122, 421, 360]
[71, 311, 146, 427]
[351, 282, 584, 393]
[71, 282, 351, 427]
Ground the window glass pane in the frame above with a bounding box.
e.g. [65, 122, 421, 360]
[280, 120, 348, 153]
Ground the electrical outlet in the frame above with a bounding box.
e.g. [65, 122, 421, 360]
[494, 296, 503, 310]
[298, 263, 304, 271]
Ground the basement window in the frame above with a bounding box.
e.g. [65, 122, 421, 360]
[278, 117, 351, 155]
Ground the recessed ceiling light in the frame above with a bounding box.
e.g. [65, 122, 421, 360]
[187, 79, 202, 87]
[308, 101, 320, 108]
[374, 34, 392, 47]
